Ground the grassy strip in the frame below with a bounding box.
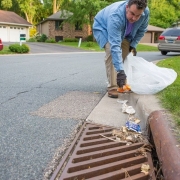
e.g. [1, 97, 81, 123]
[58, 41, 158, 51]
[58, 41, 103, 51]
[136, 44, 158, 51]
[156, 57, 180, 125]
[0, 46, 15, 55]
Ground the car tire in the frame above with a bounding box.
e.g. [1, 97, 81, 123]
[161, 51, 168, 55]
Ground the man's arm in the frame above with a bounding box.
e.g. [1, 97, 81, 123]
[107, 13, 125, 72]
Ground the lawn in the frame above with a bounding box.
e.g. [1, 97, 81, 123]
[0, 46, 15, 54]
[157, 57, 180, 126]
[57, 41, 158, 52]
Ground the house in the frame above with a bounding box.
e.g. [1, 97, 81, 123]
[140, 25, 165, 43]
[37, 11, 164, 44]
[0, 10, 32, 42]
[36, 11, 91, 42]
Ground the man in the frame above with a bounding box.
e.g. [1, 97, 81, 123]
[93, 0, 149, 98]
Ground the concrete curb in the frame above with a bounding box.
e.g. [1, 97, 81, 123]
[87, 92, 164, 131]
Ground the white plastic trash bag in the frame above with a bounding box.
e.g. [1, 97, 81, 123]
[124, 53, 177, 94]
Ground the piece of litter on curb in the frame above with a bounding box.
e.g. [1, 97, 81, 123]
[122, 103, 128, 113]
[126, 120, 142, 133]
[125, 106, 135, 114]
[122, 126, 128, 133]
[117, 99, 128, 104]
[120, 101, 136, 114]
[141, 164, 150, 175]
[134, 118, 141, 124]
[128, 115, 141, 124]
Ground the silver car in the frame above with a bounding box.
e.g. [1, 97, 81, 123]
[158, 27, 180, 55]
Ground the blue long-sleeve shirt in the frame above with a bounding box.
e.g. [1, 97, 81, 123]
[93, 1, 149, 72]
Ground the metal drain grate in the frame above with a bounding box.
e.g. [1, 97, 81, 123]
[51, 123, 155, 180]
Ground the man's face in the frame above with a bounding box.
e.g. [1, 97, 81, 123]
[126, 4, 144, 23]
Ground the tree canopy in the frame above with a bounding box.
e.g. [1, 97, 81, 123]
[0, 0, 180, 28]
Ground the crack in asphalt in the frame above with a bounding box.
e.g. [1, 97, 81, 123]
[0, 79, 57, 105]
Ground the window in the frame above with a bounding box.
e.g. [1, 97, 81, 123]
[162, 28, 180, 36]
[75, 21, 82, 31]
[55, 20, 63, 30]
[55, 36, 63, 42]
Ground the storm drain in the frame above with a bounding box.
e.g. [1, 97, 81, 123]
[51, 123, 155, 180]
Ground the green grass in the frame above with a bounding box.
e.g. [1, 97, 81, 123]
[0, 46, 16, 55]
[58, 41, 104, 51]
[58, 41, 158, 51]
[136, 44, 158, 51]
[156, 57, 180, 125]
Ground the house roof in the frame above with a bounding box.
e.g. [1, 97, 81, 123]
[148, 25, 165, 32]
[37, 10, 72, 25]
[0, 10, 32, 27]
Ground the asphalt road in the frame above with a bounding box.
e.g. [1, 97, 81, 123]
[0, 44, 180, 180]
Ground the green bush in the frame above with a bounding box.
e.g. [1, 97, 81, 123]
[63, 38, 78, 42]
[36, 34, 48, 42]
[45, 38, 56, 43]
[9, 44, 30, 53]
[86, 34, 93, 42]
[85, 42, 95, 47]
[27, 38, 37, 42]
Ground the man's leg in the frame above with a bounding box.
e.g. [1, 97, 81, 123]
[121, 39, 130, 62]
[104, 42, 118, 98]
[104, 40, 130, 98]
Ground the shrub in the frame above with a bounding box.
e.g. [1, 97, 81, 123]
[29, 27, 37, 38]
[85, 42, 95, 47]
[36, 34, 48, 42]
[45, 38, 56, 43]
[9, 44, 30, 53]
[27, 38, 37, 42]
[63, 38, 78, 42]
[86, 34, 93, 42]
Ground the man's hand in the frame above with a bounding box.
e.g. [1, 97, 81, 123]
[129, 46, 137, 56]
[117, 70, 126, 87]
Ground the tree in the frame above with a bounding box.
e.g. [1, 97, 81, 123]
[149, 0, 178, 28]
[1, 0, 12, 9]
[60, 0, 109, 34]
[16, 0, 43, 24]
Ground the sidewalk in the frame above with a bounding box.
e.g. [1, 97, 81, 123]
[86, 92, 163, 132]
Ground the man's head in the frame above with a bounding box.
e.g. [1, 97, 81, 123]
[126, 0, 147, 23]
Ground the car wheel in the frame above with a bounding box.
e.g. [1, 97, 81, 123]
[161, 51, 168, 55]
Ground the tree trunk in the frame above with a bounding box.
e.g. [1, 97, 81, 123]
[53, 0, 57, 13]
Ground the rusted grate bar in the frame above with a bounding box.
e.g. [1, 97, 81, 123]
[51, 123, 155, 180]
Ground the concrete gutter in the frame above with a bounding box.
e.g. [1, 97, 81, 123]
[86, 92, 163, 131]
[86, 92, 180, 179]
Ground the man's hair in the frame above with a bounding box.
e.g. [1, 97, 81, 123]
[128, 0, 147, 10]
